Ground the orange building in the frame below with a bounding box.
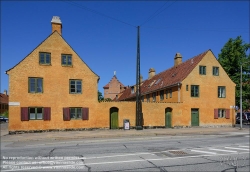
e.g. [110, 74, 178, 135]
[6, 16, 236, 133]
[0, 90, 9, 114]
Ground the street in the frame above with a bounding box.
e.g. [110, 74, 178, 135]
[1, 129, 249, 172]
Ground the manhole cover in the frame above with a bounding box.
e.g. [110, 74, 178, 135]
[169, 150, 187, 155]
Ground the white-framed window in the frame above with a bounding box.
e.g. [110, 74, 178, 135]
[218, 86, 226, 98]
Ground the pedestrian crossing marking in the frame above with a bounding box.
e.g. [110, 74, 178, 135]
[239, 145, 249, 148]
[191, 150, 217, 154]
[208, 148, 237, 153]
[224, 147, 249, 151]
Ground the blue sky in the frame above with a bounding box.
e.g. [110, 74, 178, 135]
[1, 1, 249, 95]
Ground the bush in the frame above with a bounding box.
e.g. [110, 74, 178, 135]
[1, 111, 9, 118]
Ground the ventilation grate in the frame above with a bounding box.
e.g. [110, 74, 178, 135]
[169, 150, 187, 155]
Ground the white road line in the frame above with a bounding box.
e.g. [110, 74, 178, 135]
[245, 135, 249, 137]
[225, 147, 249, 151]
[191, 150, 217, 154]
[1, 152, 248, 172]
[239, 146, 249, 148]
[208, 148, 237, 153]
[24, 136, 188, 147]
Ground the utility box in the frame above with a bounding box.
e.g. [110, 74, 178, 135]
[123, 119, 130, 130]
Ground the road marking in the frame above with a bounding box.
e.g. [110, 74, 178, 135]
[245, 135, 249, 137]
[190, 150, 217, 154]
[24, 136, 191, 147]
[238, 145, 249, 148]
[208, 148, 237, 153]
[1, 152, 248, 172]
[224, 147, 249, 151]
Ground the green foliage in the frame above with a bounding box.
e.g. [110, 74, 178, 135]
[104, 98, 112, 101]
[98, 91, 104, 101]
[1, 111, 9, 118]
[218, 36, 250, 110]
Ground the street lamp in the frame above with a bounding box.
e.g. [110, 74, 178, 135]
[240, 62, 250, 130]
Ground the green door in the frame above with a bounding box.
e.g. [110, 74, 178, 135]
[191, 109, 199, 126]
[110, 108, 118, 129]
[165, 108, 172, 128]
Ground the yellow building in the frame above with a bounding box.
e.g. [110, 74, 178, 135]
[6, 16, 236, 133]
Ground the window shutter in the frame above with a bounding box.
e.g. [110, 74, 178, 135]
[21, 107, 29, 121]
[44, 107, 51, 121]
[63, 107, 70, 121]
[82, 107, 89, 120]
[226, 109, 230, 119]
[214, 109, 218, 119]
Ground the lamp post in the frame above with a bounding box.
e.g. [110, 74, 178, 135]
[240, 62, 250, 130]
[240, 65, 242, 129]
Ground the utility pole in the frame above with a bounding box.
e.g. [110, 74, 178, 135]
[135, 26, 143, 130]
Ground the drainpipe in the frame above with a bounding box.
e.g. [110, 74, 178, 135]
[178, 83, 180, 102]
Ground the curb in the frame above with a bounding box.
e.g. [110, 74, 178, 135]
[0, 128, 243, 143]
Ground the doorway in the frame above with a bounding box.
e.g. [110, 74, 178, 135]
[110, 107, 119, 129]
[191, 108, 199, 126]
[165, 108, 172, 128]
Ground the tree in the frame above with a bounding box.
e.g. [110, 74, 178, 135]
[218, 36, 250, 110]
[98, 91, 104, 101]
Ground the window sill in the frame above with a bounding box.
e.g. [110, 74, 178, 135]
[39, 64, 51, 66]
[29, 119, 44, 120]
[62, 65, 73, 67]
[29, 92, 43, 94]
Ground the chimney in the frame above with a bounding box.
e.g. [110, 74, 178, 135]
[51, 16, 62, 35]
[174, 53, 182, 66]
[3, 90, 7, 95]
[148, 68, 156, 79]
[140, 75, 143, 83]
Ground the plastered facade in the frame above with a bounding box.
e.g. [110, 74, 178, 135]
[6, 18, 236, 133]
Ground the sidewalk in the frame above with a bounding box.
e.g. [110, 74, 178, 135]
[1, 124, 248, 143]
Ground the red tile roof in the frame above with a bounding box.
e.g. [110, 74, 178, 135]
[118, 50, 209, 100]
[103, 75, 126, 89]
[0, 93, 9, 104]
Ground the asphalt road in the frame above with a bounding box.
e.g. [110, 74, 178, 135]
[1, 130, 249, 171]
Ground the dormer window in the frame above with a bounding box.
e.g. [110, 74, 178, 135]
[155, 79, 161, 85]
[62, 54, 72, 66]
[131, 87, 134, 94]
[39, 52, 51, 65]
